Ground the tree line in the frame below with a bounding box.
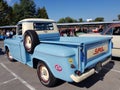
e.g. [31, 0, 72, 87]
[0, 0, 120, 26]
[57, 16, 120, 23]
[0, 0, 48, 26]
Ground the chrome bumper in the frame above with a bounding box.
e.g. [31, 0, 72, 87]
[70, 57, 111, 83]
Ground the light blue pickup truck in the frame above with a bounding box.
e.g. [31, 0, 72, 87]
[4, 18, 112, 87]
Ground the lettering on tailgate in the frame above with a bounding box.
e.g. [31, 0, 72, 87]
[94, 46, 104, 55]
[87, 44, 108, 59]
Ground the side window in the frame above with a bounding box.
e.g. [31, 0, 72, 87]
[18, 24, 22, 35]
[113, 27, 120, 35]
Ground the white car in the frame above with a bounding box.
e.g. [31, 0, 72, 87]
[102, 23, 120, 57]
[80, 23, 120, 57]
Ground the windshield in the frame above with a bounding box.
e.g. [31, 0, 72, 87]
[101, 28, 113, 35]
[101, 24, 113, 35]
[101, 25, 120, 35]
[33, 22, 54, 31]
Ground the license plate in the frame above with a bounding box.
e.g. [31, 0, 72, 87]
[87, 44, 108, 59]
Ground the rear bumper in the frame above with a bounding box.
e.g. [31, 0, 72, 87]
[70, 57, 111, 83]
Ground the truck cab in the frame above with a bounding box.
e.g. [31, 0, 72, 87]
[17, 18, 59, 35]
[4, 18, 112, 87]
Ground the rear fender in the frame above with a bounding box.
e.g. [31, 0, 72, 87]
[32, 44, 76, 81]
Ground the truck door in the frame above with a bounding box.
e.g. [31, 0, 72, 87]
[11, 23, 23, 61]
[10, 39, 22, 61]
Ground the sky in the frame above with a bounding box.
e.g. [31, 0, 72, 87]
[5, 0, 120, 22]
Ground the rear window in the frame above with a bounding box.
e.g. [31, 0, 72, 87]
[33, 22, 54, 31]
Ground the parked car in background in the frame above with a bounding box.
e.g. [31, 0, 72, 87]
[101, 23, 120, 57]
[80, 23, 120, 57]
[0, 26, 16, 40]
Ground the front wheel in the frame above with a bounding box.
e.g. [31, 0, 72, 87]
[37, 62, 57, 87]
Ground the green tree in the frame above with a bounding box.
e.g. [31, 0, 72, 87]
[12, 0, 36, 24]
[94, 17, 104, 22]
[58, 18, 65, 23]
[65, 17, 73, 23]
[58, 17, 77, 23]
[78, 18, 83, 22]
[12, 3, 21, 24]
[65, 17, 77, 23]
[0, 0, 13, 25]
[20, 0, 36, 19]
[36, 7, 49, 19]
[57, 18, 65, 23]
[118, 14, 120, 20]
[6, 6, 13, 25]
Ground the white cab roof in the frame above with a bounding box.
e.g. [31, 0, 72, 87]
[18, 18, 55, 24]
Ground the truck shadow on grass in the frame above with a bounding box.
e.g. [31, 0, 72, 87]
[69, 61, 114, 88]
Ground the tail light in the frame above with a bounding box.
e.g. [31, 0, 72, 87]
[75, 70, 81, 76]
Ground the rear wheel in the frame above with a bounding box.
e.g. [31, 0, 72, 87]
[37, 62, 57, 87]
[6, 49, 13, 62]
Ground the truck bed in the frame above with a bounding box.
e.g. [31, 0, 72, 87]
[40, 36, 112, 46]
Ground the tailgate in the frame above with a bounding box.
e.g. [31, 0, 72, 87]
[81, 38, 112, 69]
[87, 42, 108, 60]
